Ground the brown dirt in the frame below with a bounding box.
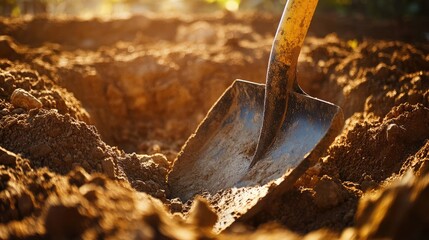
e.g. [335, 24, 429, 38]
[0, 11, 428, 239]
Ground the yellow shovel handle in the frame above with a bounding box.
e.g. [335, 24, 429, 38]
[252, 0, 318, 165]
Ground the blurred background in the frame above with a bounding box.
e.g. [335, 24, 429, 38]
[0, 0, 428, 20]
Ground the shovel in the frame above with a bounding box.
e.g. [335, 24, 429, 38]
[168, 0, 344, 232]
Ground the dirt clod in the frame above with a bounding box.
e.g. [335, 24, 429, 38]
[313, 175, 348, 209]
[187, 197, 218, 229]
[355, 172, 429, 239]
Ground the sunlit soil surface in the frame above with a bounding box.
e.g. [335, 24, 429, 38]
[0, 12, 428, 239]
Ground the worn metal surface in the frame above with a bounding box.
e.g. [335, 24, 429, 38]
[169, 80, 343, 231]
[168, 0, 344, 233]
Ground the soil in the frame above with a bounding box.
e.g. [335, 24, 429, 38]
[0, 11, 428, 239]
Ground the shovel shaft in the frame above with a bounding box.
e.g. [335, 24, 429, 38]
[252, 0, 318, 165]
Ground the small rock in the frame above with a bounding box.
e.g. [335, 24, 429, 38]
[10, 88, 43, 110]
[313, 175, 348, 209]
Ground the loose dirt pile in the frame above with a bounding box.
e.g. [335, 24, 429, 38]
[0, 12, 428, 239]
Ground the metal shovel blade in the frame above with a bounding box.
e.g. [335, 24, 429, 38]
[168, 79, 343, 231]
[168, 0, 344, 232]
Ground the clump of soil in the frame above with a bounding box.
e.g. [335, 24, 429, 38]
[0, 59, 90, 121]
[0, 147, 211, 239]
[330, 103, 429, 183]
[0, 11, 428, 239]
[0, 64, 169, 199]
[238, 33, 428, 234]
[354, 169, 429, 239]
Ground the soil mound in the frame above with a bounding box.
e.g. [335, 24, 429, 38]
[0, 12, 428, 239]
